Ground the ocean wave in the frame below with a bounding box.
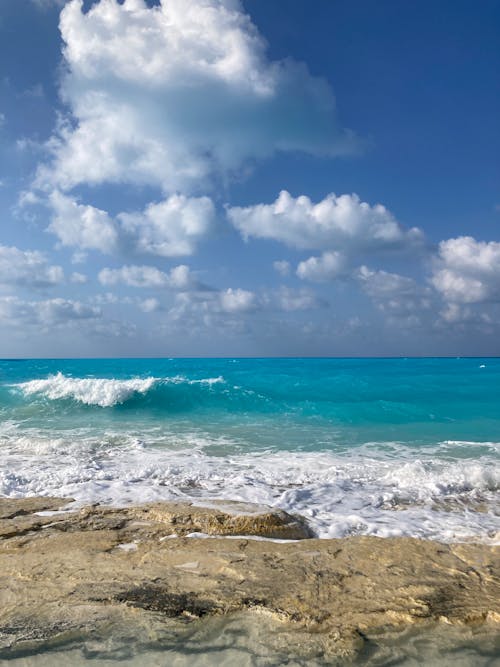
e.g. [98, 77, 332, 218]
[12, 373, 225, 408]
[13, 373, 158, 408]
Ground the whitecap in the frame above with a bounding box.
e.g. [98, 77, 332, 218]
[13, 373, 158, 407]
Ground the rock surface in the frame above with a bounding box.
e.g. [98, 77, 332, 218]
[0, 497, 498, 661]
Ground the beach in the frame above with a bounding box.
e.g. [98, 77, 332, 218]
[2, 0, 499, 661]
[0, 357, 499, 663]
[0, 497, 498, 665]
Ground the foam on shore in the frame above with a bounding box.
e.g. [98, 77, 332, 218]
[0, 427, 497, 543]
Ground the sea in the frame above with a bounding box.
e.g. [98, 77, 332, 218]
[1, 357, 499, 666]
[0, 356, 499, 543]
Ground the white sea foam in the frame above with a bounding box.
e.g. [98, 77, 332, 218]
[165, 375, 225, 386]
[441, 439, 500, 452]
[0, 427, 498, 544]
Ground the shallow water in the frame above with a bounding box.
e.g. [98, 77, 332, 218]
[2, 615, 499, 666]
[1, 357, 499, 542]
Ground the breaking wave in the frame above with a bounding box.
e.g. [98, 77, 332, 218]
[13, 373, 225, 408]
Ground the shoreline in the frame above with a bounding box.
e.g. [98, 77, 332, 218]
[0, 497, 498, 662]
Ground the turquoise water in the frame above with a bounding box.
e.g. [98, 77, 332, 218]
[0, 357, 498, 541]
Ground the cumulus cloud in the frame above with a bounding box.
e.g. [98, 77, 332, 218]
[98, 263, 198, 290]
[117, 194, 215, 257]
[431, 236, 500, 304]
[48, 190, 118, 253]
[219, 287, 257, 313]
[0, 245, 64, 288]
[35, 0, 353, 197]
[47, 191, 215, 257]
[297, 251, 346, 282]
[227, 190, 423, 253]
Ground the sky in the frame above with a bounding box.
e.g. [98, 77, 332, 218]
[0, 0, 499, 357]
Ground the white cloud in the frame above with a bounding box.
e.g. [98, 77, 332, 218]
[296, 251, 345, 282]
[356, 265, 422, 299]
[18, 190, 42, 208]
[99, 265, 170, 289]
[91, 292, 120, 305]
[431, 236, 500, 304]
[169, 284, 322, 321]
[71, 251, 87, 264]
[166, 288, 256, 335]
[440, 303, 470, 324]
[218, 286, 322, 314]
[47, 191, 215, 257]
[168, 264, 196, 290]
[70, 271, 88, 284]
[0, 245, 64, 288]
[263, 286, 325, 311]
[273, 260, 291, 277]
[48, 191, 118, 253]
[36, 298, 99, 322]
[0, 296, 100, 328]
[227, 190, 423, 252]
[0, 294, 143, 341]
[356, 265, 433, 327]
[35, 0, 353, 196]
[220, 287, 257, 313]
[161, 283, 326, 342]
[90, 319, 138, 339]
[118, 194, 215, 257]
[437, 302, 497, 334]
[139, 297, 161, 313]
[98, 263, 196, 289]
[433, 270, 486, 304]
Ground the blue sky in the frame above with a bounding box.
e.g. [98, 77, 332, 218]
[0, 0, 499, 357]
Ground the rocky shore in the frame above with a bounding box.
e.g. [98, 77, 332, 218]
[0, 497, 498, 662]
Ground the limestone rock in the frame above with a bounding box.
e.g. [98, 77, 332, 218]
[0, 497, 498, 661]
[0, 496, 72, 520]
